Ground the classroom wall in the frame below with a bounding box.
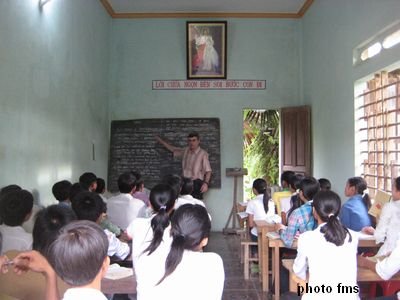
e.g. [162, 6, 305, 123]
[109, 19, 302, 230]
[301, 0, 400, 194]
[0, 0, 110, 205]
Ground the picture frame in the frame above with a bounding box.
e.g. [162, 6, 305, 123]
[187, 21, 227, 79]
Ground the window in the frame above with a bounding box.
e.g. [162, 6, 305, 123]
[383, 29, 400, 49]
[355, 69, 400, 195]
[353, 22, 400, 65]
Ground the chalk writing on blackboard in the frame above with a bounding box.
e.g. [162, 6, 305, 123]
[108, 118, 221, 193]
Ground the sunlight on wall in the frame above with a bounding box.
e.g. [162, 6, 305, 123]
[56, 166, 72, 181]
[37, 168, 52, 186]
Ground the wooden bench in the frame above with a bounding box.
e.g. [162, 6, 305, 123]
[241, 238, 258, 279]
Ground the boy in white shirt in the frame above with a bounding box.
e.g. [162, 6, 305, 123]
[13, 221, 111, 300]
[0, 189, 33, 254]
[72, 192, 130, 261]
[107, 172, 145, 230]
[175, 177, 206, 210]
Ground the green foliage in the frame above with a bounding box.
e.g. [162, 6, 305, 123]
[243, 109, 279, 197]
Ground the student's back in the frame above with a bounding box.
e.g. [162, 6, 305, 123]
[277, 177, 320, 248]
[246, 178, 277, 239]
[272, 171, 295, 215]
[46, 220, 110, 300]
[295, 228, 359, 299]
[135, 204, 224, 300]
[175, 177, 206, 210]
[127, 184, 175, 264]
[72, 191, 130, 260]
[136, 250, 223, 300]
[107, 172, 145, 229]
[0, 204, 76, 299]
[362, 176, 400, 256]
[340, 177, 371, 231]
[294, 191, 359, 300]
[0, 190, 33, 254]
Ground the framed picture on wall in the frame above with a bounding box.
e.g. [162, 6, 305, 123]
[186, 21, 227, 79]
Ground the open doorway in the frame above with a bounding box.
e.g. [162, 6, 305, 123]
[243, 106, 311, 201]
[243, 109, 280, 201]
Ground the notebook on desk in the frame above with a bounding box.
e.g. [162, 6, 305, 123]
[266, 231, 280, 239]
[105, 264, 133, 280]
[237, 211, 248, 219]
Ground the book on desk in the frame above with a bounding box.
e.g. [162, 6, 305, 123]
[266, 231, 280, 239]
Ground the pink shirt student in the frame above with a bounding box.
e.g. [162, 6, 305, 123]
[130, 172, 150, 206]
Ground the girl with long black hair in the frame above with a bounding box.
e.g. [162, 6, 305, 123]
[126, 183, 176, 264]
[293, 190, 359, 299]
[135, 204, 224, 300]
[245, 178, 278, 242]
[340, 176, 371, 231]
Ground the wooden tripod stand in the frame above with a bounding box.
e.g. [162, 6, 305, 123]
[223, 168, 247, 234]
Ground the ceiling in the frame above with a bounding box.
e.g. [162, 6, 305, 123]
[101, 0, 313, 18]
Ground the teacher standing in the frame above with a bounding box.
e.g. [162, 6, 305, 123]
[155, 132, 212, 199]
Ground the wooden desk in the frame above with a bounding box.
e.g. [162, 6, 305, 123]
[270, 237, 378, 299]
[254, 222, 380, 299]
[282, 259, 400, 293]
[254, 220, 276, 292]
[269, 236, 297, 299]
[101, 275, 136, 295]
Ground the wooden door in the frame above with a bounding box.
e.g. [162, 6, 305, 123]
[280, 106, 311, 176]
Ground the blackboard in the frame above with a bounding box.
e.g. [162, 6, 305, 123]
[108, 118, 221, 193]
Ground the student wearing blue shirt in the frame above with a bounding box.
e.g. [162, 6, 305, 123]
[339, 177, 371, 231]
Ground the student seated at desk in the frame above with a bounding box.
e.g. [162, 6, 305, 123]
[275, 177, 320, 248]
[0, 189, 34, 254]
[362, 176, 400, 257]
[0, 204, 76, 299]
[13, 220, 112, 300]
[340, 177, 372, 231]
[318, 178, 331, 191]
[72, 192, 130, 261]
[107, 172, 145, 230]
[175, 177, 206, 210]
[135, 204, 224, 300]
[127, 183, 176, 265]
[272, 171, 295, 216]
[246, 178, 278, 243]
[52, 180, 72, 207]
[79, 172, 98, 192]
[283, 174, 304, 225]
[358, 238, 400, 300]
[95, 177, 109, 204]
[293, 191, 359, 300]
[131, 171, 150, 207]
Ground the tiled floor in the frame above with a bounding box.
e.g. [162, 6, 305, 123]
[205, 231, 271, 300]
